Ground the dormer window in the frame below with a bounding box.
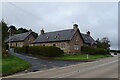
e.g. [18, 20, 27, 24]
[47, 37, 49, 39]
[54, 36, 57, 39]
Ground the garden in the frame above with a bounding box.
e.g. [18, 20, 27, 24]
[13, 46, 112, 60]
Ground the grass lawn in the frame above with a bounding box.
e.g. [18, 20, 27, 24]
[2, 55, 31, 76]
[53, 54, 113, 60]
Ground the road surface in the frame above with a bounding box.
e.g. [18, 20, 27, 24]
[4, 56, 118, 78]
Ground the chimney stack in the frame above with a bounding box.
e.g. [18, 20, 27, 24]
[86, 31, 90, 36]
[73, 24, 78, 30]
[41, 28, 44, 34]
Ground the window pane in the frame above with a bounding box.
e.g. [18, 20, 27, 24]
[61, 43, 65, 49]
[74, 44, 79, 50]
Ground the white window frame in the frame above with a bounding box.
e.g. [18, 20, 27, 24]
[61, 43, 66, 49]
[74, 44, 79, 50]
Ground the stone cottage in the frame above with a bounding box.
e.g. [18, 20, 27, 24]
[5, 30, 36, 47]
[31, 24, 97, 53]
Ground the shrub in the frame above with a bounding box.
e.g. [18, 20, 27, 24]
[110, 50, 120, 53]
[28, 46, 64, 57]
[81, 46, 108, 55]
[14, 46, 64, 57]
[2, 43, 9, 50]
[2, 49, 9, 57]
[14, 46, 29, 54]
[118, 50, 120, 53]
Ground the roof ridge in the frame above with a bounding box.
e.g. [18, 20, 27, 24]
[11, 31, 30, 36]
[43, 29, 73, 34]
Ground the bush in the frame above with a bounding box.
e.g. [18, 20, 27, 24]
[110, 50, 120, 53]
[14, 46, 29, 54]
[2, 49, 9, 57]
[81, 46, 108, 55]
[118, 50, 120, 53]
[2, 43, 9, 50]
[14, 46, 64, 57]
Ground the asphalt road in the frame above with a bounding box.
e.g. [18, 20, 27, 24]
[4, 55, 118, 78]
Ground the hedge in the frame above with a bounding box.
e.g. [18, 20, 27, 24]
[110, 50, 120, 53]
[14, 46, 29, 54]
[2, 43, 9, 50]
[2, 49, 9, 57]
[14, 46, 64, 57]
[81, 46, 108, 55]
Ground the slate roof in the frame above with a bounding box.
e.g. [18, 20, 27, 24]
[81, 33, 97, 45]
[33, 29, 97, 45]
[33, 29, 76, 43]
[5, 31, 32, 43]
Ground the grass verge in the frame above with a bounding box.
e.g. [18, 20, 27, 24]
[53, 54, 113, 60]
[2, 55, 31, 76]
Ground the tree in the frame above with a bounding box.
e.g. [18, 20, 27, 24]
[9, 25, 17, 35]
[1, 20, 9, 49]
[96, 37, 110, 49]
[17, 28, 38, 38]
[17, 28, 29, 34]
[101, 37, 110, 49]
[1, 20, 9, 43]
[32, 32, 38, 39]
[1, 20, 38, 43]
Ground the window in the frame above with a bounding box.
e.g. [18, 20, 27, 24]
[16, 43, 17, 47]
[28, 37, 29, 40]
[28, 36, 31, 41]
[61, 43, 65, 49]
[10, 43, 12, 46]
[76, 37, 79, 42]
[54, 36, 57, 39]
[47, 37, 49, 39]
[74, 44, 79, 50]
[53, 44, 56, 46]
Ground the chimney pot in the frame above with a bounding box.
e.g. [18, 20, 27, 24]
[86, 31, 90, 36]
[41, 28, 44, 34]
[73, 24, 78, 30]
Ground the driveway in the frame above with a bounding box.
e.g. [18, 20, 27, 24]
[12, 53, 81, 73]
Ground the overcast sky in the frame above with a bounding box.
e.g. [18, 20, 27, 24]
[2, 2, 118, 50]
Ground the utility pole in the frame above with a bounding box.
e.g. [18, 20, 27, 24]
[7, 28, 12, 53]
